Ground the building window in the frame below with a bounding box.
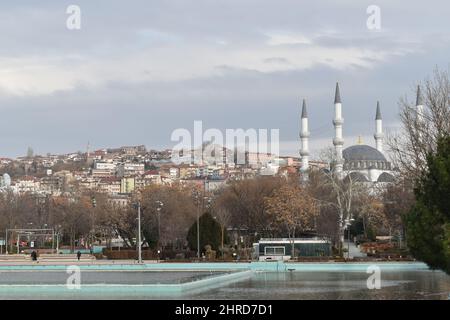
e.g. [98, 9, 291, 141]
[264, 246, 285, 256]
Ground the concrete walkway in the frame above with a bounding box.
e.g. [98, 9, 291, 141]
[344, 241, 367, 259]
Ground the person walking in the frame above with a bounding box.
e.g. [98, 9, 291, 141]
[77, 250, 81, 261]
[31, 250, 37, 261]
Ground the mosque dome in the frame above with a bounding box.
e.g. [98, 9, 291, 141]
[343, 145, 387, 162]
[342, 145, 392, 171]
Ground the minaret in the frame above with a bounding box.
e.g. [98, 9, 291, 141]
[374, 101, 383, 153]
[416, 85, 424, 122]
[333, 82, 344, 174]
[416, 85, 424, 140]
[300, 99, 310, 178]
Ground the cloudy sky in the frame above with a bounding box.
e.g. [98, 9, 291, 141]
[0, 0, 449, 158]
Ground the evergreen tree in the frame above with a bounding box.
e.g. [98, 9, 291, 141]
[187, 212, 226, 253]
[407, 135, 450, 274]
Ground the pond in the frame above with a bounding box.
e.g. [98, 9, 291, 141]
[0, 263, 448, 300]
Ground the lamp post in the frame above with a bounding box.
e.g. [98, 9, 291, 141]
[55, 225, 62, 254]
[134, 201, 142, 264]
[192, 187, 212, 260]
[192, 189, 201, 259]
[155, 200, 164, 254]
[196, 194, 200, 259]
[17, 233, 20, 255]
[5, 229, 8, 254]
[345, 217, 355, 259]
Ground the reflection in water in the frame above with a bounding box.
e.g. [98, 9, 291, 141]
[0, 269, 448, 300]
[187, 270, 450, 300]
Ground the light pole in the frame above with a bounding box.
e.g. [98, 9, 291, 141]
[345, 217, 355, 259]
[155, 200, 164, 254]
[5, 229, 8, 254]
[192, 189, 201, 259]
[135, 201, 142, 264]
[17, 233, 20, 254]
[55, 225, 61, 254]
[196, 194, 200, 259]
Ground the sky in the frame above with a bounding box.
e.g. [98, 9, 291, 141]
[0, 0, 449, 159]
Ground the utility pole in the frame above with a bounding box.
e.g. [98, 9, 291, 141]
[192, 189, 201, 260]
[17, 233, 20, 254]
[56, 232, 59, 253]
[155, 200, 164, 254]
[137, 201, 142, 264]
[197, 201, 201, 259]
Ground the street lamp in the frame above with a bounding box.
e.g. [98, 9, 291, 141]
[133, 201, 142, 264]
[345, 217, 355, 259]
[192, 189, 201, 259]
[55, 225, 62, 254]
[155, 200, 164, 253]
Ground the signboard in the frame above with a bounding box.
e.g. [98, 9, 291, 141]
[0, 240, 5, 246]
[30, 241, 35, 248]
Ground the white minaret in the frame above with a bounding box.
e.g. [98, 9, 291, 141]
[416, 85, 424, 121]
[333, 82, 344, 174]
[416, 85, 424, 140]
[300, 99, 310, 175]
[374, 101, 383, 153]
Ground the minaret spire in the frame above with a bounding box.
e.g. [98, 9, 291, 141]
[415, 85, 425, 140]
[300, 99, 310, 181]
[333, 82, 344, 174]
[374, 101, 384, 153]
[416, 85, 423, 106]
[416, 85, 424, 120]
[334, 82, 341, 104]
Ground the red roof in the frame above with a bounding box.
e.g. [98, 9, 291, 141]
[144, 170, 159, 175]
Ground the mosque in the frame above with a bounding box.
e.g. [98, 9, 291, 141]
[298, 83, 411, 183]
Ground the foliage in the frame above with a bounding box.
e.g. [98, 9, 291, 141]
[186, 212, 225, 253]
[264, 184, 317, 238]
[406, 135, 450, 274]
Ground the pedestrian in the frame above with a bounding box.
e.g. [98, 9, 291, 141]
[77, 250, 81, 261]
[31, 250, 37, 261]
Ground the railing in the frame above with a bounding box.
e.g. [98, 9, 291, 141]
[259, 237, 331, 242]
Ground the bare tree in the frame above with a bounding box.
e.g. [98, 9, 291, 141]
[212, 206, 231, 252]
[387, 68, 450, 183]
[311, 147, 363, 253]
[214, 176, 284, 241]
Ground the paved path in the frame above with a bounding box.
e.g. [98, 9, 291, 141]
[344, 241, 367, 258]
[0, 256, 160, 266]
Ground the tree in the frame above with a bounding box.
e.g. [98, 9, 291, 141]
[265, 184, 318, 257]
[187, 212, 223, 253]
[139, 184, 196, 250]
[49, 196, 92, 252]
[352, 190, 387, 240]
[214, 177, 284, 241]
[388, 68, 450, 183]
[212, 206, 231, 253]
[380, 180, 415, 246]
[406, 135, 450, 274]
[308, 150, 362, 253]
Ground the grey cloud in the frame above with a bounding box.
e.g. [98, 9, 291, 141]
[0, 0, 449, 157]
